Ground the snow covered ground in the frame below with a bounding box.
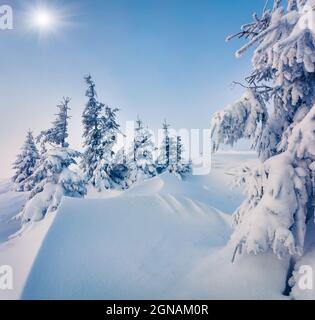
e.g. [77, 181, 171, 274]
[0, 152, 293, 300]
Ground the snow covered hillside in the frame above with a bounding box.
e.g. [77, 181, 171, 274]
[0, 180, 27, 243]
[0, 152, 291, 300]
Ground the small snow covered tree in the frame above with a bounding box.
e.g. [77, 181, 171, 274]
[18, 98, 86, 224]
[132, 116, 157, 179]
[81, 75, 104, 186]
[170, 136, 192, 179]
[110, 148, 137, 190]
[157, 120, 176, 173]
[12, 130, 40, 191]
[38, 97, 71, 148]
[211, 0, 315, 264]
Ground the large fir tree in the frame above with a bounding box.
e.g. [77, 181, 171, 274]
[211, 0, 315, 275]
[81, 75, 104, 186]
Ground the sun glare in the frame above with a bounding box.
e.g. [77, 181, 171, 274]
[21, 2, 77, 40]
[34, 10, 53, 29]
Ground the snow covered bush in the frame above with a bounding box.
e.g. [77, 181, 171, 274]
[212, 0, 315, 263]
[18, 98, 86, 224]
[12, 130, 40, 191]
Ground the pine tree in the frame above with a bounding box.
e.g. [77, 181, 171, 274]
[170, 136, 192, 179]
[95, 106, 122, 191]
[38, 97, 71, 148]
[18, 98, 86, 224]
[157, 120, 176, 173]
[132, 116, 156, 179]
[12, 130, 40, 191]
[211, 0, 315, 264]
[110, 148, 136, 190]
[81, 75, 104, 186]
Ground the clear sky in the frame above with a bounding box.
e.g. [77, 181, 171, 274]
[1, 0, 264, 178]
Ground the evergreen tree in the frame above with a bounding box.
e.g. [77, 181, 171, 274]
[38, 97, 71, 148]
[81, 75, 104, 186]
[170, 136, 192, 179]
[18, 99, 86, 224]
[132, 116, 156, 179]
[110, 148, 136, 190]
[157, 120, 176, 173]
[95, 106, 122, 191]
[12, 130, 40, 191]
[211, 0, 315, 266]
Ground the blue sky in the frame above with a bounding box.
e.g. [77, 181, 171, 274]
[1, 0, 264, 177]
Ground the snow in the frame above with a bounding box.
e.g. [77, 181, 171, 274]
[0, 215, 54, 300]
[0, 179, 54, 299]
[177, 248, 290, 300]
[0, 180, 28, 243]
[22, 194, 230, 300]
[0, 152, 294, 300]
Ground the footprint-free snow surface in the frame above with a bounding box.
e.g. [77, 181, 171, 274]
[22, 194, 230, 299]
[0, 153, 290, 300]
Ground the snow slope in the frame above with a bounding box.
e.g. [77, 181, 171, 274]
[22, 194, 230, 299]
[0, 180, 55, 300]
[1, 152, 289, 300]
[0, 180, 28, 243]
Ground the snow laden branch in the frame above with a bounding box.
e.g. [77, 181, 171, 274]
[231, 104, 315, 260]
[212, 0, 315, 265]
[211, 89, 268, 159]
[20, 148, 86, 223]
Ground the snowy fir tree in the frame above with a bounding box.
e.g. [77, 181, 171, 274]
[132, 116, 157, 179]
[81, 75, 124, 191]
[12, 130, 40, 192]
[95, 105, 123, 191]
[81, 75, 105, 186]
[110, 148, 137, 190]
[157, 120, 176, 174]
[18, 98, 86, 224]
[170, 136, 192, 179]
[37, 97, 71, 148]
[211, 0, 315, 276]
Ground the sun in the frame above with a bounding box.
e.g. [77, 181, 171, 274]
[21, 2, 77, 40]
[33, 9, 54, 29]
[34, 10, 53, 28]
